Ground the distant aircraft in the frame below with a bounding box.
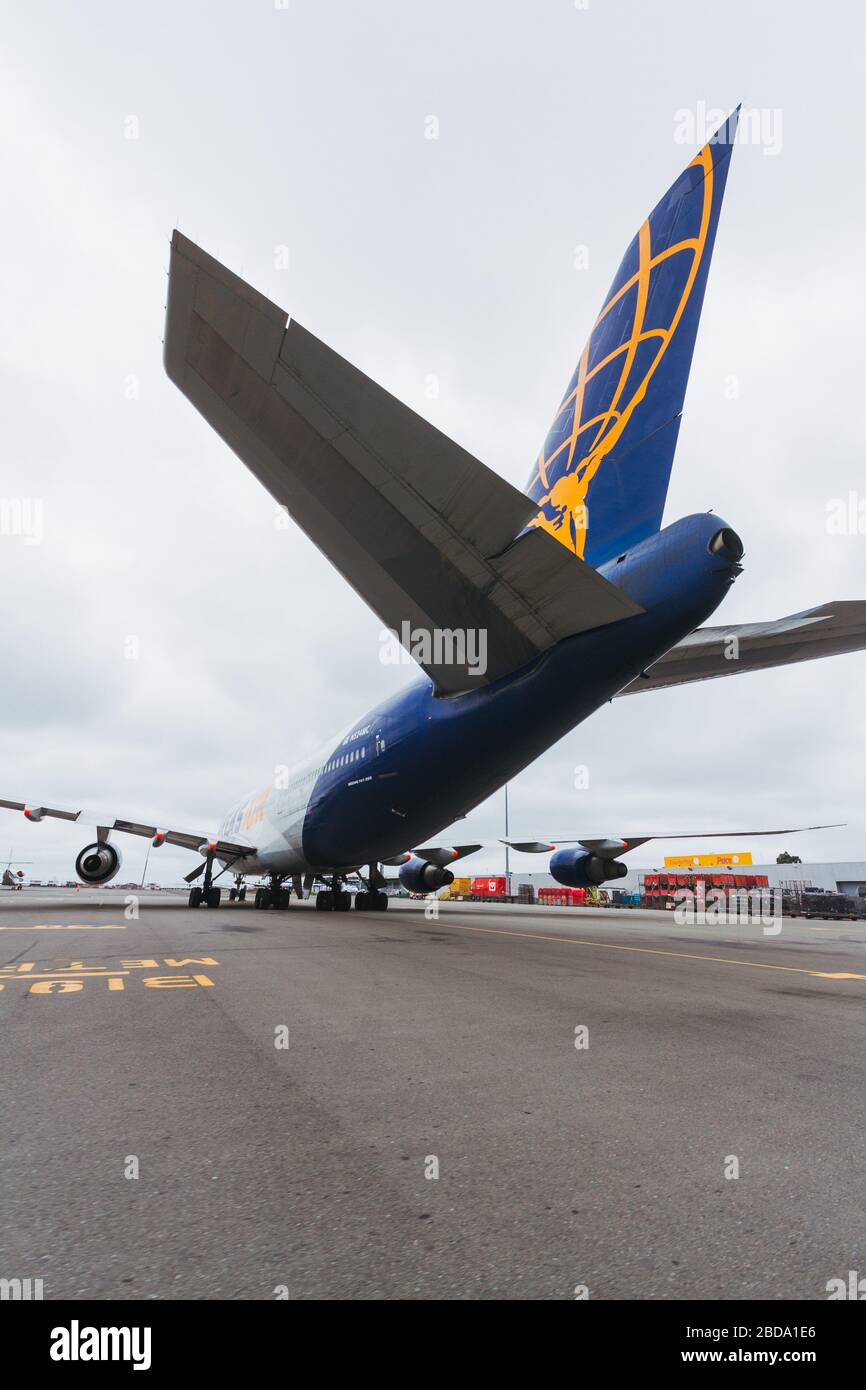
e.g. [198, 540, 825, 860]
[4, 109, 864, 909]
[1, 857, 30, 890]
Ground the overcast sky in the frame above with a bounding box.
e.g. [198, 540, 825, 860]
[2, 0, 864, 884]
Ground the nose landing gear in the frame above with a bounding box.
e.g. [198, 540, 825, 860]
[187, 849, 223, 908]
[189, 884, 222, 909]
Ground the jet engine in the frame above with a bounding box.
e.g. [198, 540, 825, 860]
[399, 855, 455, 894]
[75, 841, 123, 885]
[549, 847, 628, 888]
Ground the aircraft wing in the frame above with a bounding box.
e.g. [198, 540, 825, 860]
[0, 798, 255, 860]
[383, 843, 484, 867]
[164, 232, 643, 695]
[617, 602, 866, 696]
[503, 826, 841, 855]
[404, 825, 841, 864]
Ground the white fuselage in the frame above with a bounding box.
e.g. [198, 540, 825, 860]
[215, 716, 379, 877]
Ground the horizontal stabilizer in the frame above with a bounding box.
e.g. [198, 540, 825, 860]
[618, 602, 866, 695]
[164, 232, 642, 694]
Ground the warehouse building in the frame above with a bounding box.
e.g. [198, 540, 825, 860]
[508, 862, 866, 898]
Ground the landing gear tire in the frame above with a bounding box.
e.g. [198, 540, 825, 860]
[189, 886, 203, 908]
[335, 891, 351, 912]
[355, 891, 369, 910]
[316, 890, 333, 912]
[206, 888, 221, 909]
[255, 887, 271, 910]
[238, 886, 247, 901]
[375, 891, 388, 910]
[275, 888, 290, 910]
[229, 887, 237, 901]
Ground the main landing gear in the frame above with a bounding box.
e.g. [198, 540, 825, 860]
[253, 875, 291, 910]
[313, 864, 389, 912]
[347, 864, 389, 912]
[353, 890, 388, 911]
[315, 887, 352, 912]
[188, 865, 391, 913]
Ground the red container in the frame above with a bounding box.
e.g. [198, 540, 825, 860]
[538, 886, 586, 907]
[472, 876, 506, 899]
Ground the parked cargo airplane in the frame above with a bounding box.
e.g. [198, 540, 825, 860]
[4, 109, 865, 909]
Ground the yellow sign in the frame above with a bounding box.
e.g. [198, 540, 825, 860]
[663, 852, 753, 869]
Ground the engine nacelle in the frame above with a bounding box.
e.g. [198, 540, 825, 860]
[399, 855, 455, 894]
[75, 841, 123, 885]
[549, 848, 628, 889]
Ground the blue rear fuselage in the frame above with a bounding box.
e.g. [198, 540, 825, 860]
[300, 512, 741, 870]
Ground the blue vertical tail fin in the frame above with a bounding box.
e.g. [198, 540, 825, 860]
[525, 107, 739, 566]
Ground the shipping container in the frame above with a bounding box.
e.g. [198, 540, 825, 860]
[471, 876, 506, 899]
[538, 886, 586, 907]
[641, 870, 774, 911]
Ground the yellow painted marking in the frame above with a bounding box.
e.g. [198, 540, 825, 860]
[3, 970, 131, 980]
[0, 955, 220, 996]
[809, 972, 866, 980]
[142, 974, 213, 988]
[0, 924, 126, 931]
[419, 920, 866, 981]
[163, 957, 219, 967]
[30, 980, 84, 994]
[0, 958, 219, 976]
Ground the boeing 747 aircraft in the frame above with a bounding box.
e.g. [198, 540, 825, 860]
[5, 109, 865, 909]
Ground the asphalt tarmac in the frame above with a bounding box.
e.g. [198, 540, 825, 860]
[1, 891, 863, 1300]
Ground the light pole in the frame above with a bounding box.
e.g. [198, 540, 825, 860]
[140, 841, 151, 890]
[504, 783, 510, 899]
